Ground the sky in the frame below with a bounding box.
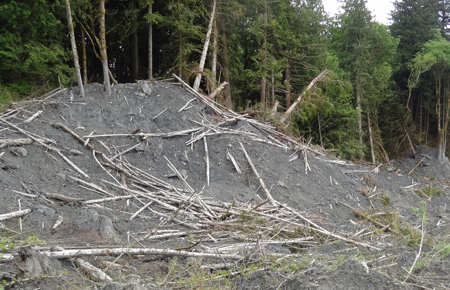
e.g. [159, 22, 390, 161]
[321, 0, 395, 25]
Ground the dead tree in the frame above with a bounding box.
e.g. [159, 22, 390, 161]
[193, 0, 217, 92]
[65, 0, 85, 97]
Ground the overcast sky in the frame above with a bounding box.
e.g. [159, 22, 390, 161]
[321, 0, 395, 25]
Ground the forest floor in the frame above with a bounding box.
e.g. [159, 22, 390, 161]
[1, 80, 450, 290]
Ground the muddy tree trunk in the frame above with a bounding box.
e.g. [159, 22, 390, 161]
[193, 0, 216, 92]
[65, 0, 85, 97]
[99, 0, 111, 96]
[148, 3, 153, 81]
[81, 28, 87, 85]
[220, 18, 233, 109]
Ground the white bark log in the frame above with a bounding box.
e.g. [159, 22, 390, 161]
[193, 0, 217, 91]
[0, 209, 31, 221]
[75, 258, 113, 282]
[209, 81, 228, 101]
[40, 247, 242, 260]
[239, 142, 277, 206]
[280, 70, 327, 123]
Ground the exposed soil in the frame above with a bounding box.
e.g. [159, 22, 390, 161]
[0, 80, 450, 289]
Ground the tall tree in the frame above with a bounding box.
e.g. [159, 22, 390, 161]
[333, 0, 373, 147]
[411, 34, 450, 160]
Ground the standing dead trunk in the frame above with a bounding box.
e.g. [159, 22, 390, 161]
[99, 0, 111, 96]
[148, 2, 153, 81]
[260, 2, 268, 105]
[355, 70, 362, 147]
[220, 18, 233, 109]
[81, 28, 87, 85]
[211, 18, 218, 90]
[285, 52, 291, 108]
[132, 0, 139, 82]
[193, 0, 217, 92]
[65, 0, 85, 98]
[367, 109, 375, 164]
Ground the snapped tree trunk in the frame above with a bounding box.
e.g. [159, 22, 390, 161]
[220, 18, 233, 109]
[193, 0, 217, 92]
[280, 70, 327, 123]
[148, 2, 153, 81]
[99, 0, 111, 96]
[65, 0, 85, 98]
[81, 27, 87, 85]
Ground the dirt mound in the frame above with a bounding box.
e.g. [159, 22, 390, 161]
[0, 80, 449, 289]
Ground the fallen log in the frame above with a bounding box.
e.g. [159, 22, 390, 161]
[39, 247, 243, 260]
[280, 70, 327, 123]
[0, 209, 31, 221]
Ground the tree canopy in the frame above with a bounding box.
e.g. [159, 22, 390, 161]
[1, 0, 450, 162]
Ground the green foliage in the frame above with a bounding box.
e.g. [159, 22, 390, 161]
[0, 0, 73, 85]
[415, 185, 445, 200]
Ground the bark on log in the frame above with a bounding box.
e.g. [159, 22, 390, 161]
[40, 247, 242, 260]
[0, 209, 31, 221]
[280, 70, 327, 123]
[75, 258, 113, 282]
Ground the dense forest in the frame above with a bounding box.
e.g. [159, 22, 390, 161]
[1, 0, 449, 162]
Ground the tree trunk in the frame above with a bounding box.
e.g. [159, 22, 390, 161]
[148, 3, 153, 81]
[285, 52, 291, 108]
[179, 33, 184, 80]
[271, 73, 275, 105]
[260, 2, 268, 105]
[440, 77, 450, 161]
[65, 0, 85, 98]
[436, 75, 444, 159]
[99, 0, 111, 96]
[318, 113, 323, 148]
[367, 109, 375, 164]
[419, 91, 422, 145]
[211, 18, 218, 90]
[280, 70, 327, 123]
[81, 28, 87, 85]
[355, 70, 362, 146]
[131, 0, 139, 82]
[220, 18, 233, 109]
[193, 0, 216, 92]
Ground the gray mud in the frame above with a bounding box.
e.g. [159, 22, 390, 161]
[0, 81, 450, 289]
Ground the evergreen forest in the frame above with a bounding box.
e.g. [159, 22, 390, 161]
[1, 0, 450, 162]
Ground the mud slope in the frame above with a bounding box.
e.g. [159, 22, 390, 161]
[0, 80, 449, 290]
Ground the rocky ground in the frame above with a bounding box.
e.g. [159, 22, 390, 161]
[0, 79, 450, 289]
